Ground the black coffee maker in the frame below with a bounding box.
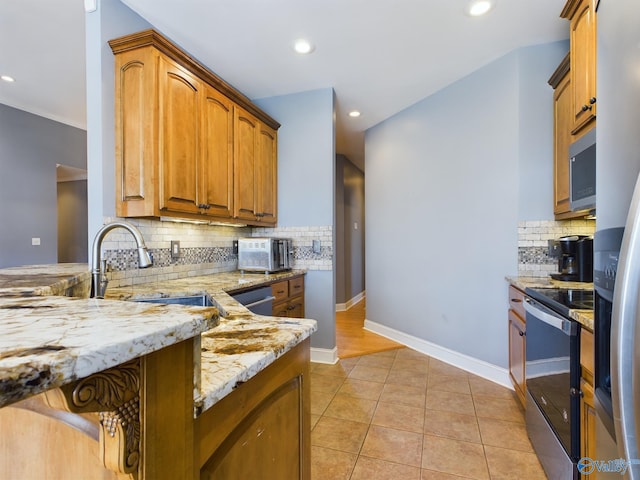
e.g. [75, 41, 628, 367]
[550, 235, 594, 282]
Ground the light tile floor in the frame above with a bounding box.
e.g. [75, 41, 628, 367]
[310, 347, 548, 480]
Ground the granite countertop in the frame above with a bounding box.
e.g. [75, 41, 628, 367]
[506, 275, 594, 331]
[105, 270, 317, 415]
[0, 264, 317, 417]
[0, 263, 91, 298]
[0, 294, 218, 408]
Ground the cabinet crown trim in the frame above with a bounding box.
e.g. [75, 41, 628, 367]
[109, 29, 280, 130]
[548, 53, 570, 89]
[560, 0, 582, 19]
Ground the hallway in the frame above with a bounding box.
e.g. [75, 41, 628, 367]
[335, 300, 402, 358]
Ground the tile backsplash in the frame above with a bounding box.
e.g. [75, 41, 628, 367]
[518, 219, 596, 277]
[99, 217, 333, 288]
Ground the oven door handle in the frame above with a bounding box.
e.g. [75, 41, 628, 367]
[523, 298, 575, 335]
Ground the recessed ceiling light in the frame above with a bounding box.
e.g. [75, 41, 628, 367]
[293, 39, 315, 55]
[1, 75, 15, 83]
[348, 111, 361, 118]
[467, 0, 493, 16]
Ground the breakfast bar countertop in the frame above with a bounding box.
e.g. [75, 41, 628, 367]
[0, 264, 317, 417]
[0, 294, 219, 409]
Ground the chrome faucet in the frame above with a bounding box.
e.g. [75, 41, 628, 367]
[90, 221, 153, 298]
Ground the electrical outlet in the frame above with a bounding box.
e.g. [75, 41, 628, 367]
[312, 239, 321, 254]
[170, 240, 180, 259]
[548, 240, 561, 258]
[31, 237, 41, 246]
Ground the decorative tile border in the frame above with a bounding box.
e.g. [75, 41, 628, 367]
[517, 219, 595, 277]
[98, 218, 333, 287]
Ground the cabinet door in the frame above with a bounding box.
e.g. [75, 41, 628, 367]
[114, 47, 158, 218]
[255, 123, 277, 225]
[201, 86, 234, 218]
[508, 309, 526, 406]
[570, 0, 597, 133]
[158, 57, 201, 215]
[233, 107, 258, 222]
[554, 71, 573, 217]
[580, 378, 597, 472]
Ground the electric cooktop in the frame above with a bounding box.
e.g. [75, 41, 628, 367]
[525, 287, 594, 318]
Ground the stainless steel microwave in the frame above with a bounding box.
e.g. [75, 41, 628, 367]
[570, 128, 596, 211]
[237, 238, 293, 273]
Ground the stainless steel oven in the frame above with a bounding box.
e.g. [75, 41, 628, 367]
[524, 288, 588, 480]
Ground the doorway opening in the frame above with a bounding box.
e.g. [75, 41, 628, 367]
[56, 164, 88, 263]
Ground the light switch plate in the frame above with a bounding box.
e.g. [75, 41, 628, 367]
[171, 240, 180, 259]
[312, 239, 321, 254]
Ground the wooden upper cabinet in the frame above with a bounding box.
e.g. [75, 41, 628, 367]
[233, 107, 278, 226]
[158, 57, 201, 215]
[114, 47, 158, 218]
[256, 123, 278, 225]
[549, 55, 577, 219]
[109, 29, 280, 226]
[562, 0, 597, 134]
[233, 107, 258, 222]
[201, 85, 234, 218]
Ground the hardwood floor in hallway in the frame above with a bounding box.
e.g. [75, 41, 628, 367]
[336, 299, 403, 358]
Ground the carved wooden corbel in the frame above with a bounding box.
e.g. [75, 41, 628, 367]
[46, 359, 141, 476]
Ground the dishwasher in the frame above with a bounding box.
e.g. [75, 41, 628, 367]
[231, 286, 275, 315]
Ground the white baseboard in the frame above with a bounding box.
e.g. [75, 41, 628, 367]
[336, 291, 366, 312]
[311, 347, 339, 364]
[364, 319, 512, 389]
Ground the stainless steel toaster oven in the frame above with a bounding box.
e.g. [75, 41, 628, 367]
[237, 238, 293, 273]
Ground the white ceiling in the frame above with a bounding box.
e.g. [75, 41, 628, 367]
[0, 0, 568, 170]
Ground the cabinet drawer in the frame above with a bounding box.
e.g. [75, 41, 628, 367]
[289, 276, 304, 298]
[271, 281, 288, 302]
[509, 286, 526, 320]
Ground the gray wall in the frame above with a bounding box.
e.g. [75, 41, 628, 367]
[0, 103, 86, 268]
[335, 154, 365, 305]
[255, 89, 337, 351]
[365, 42, 567, 369]
[596, 1, 640, 231]
[85, 0, 151, 243]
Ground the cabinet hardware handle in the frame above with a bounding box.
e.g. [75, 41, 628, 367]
[519, 331, 525, 337]
[589, 97, 597, 105]
[570, 387, 583, 398]
[511, 298, 522, 303]
[197, 203, 208, 209]
[581, 104, 593, 112]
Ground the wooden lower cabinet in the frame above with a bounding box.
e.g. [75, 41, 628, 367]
[0, 337, 312, 480]
[196, 338, 310, 480]
[508, 286, 527, 406]
[580, 328, 596, 472]
[272, 275, 305, 318]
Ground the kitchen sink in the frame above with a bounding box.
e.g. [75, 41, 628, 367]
[134, 294, 216, 307]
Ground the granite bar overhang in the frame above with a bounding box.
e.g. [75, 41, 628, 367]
[0, 264, 317, 417]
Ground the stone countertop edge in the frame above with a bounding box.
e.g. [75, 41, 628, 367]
[506, 276, 594, 331]
[0, 295, 219, 409]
